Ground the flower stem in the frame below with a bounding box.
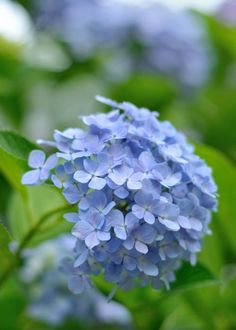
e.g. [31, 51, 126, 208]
[0, 204, 72, 289]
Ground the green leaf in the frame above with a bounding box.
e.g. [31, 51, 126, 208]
[171, 262, 217, 291]
[0, 131, 36, 160]
[196, 144, 236, 255]
[0, 223, 13, 277]
[0, 278, 26, 330]
[110, 74, 177, 112]
[7, 186, 72, 246]
[0, 131, 36, 192]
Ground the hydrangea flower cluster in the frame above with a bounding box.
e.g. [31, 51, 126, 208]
[20, 234, 131, 326]
[35, 0, 210, 87]
[22, 96, 217, 294]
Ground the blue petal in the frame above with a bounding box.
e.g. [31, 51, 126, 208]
[85, 232, 100, 248]
[144, 211, 155, 224]
[74, 170, 92, 183]
[21, 169, 40, 185]
[72, 221, 93, 239]
[28, 150, 45, 168]
[135, 241, 148, 254]
[44, 154, 57, 169]
[89, 177, 106, 190]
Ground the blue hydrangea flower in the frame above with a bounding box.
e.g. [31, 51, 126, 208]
[22, 96, 218, 295]
[35, 0, 211, 87]
[21, 150, 57, 185]
[20, 235, 131, 326]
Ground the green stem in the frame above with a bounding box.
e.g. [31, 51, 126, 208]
[0, 204, 72, 289]
[21, 192, 34, 226]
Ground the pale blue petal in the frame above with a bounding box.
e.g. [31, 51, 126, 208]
[74, 250, 89, 267]
[21, 169, 40, 185]
[97, 231, 111, 241]
[138, 259, 159, 276]
[28, 150, 45, 168]
[85, 232, 100, 248]
[144, 211, 155, 224]
[114, 187, 129, 199]
[132, 205, 145, 219]
[44, 154, 57, 169]
[74, 170, 91, 183]
[89, 177, 106, 190]
[72, 221, 93, 239]
[159, 218, 180, 231]
[114, 226, 127, 240]
[64, 212, 79, 223]
[135, 241, 148, 254]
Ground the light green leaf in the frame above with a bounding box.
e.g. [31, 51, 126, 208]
[7, 185, 72, 246]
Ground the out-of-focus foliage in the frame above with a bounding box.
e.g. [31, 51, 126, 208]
[0, 0, 236, 329]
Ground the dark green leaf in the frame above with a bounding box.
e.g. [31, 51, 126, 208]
[0, 223, 13, 276]
[171, 262, 217, 291]
[0, 131, 36, 160]
[196, 144, 236, 255]
[0, 131, 36, 192]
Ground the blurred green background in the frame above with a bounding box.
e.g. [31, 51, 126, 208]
[0, 0, 236, 329]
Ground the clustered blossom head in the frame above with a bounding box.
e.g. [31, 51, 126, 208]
[20, 234, 131, 326]
[22, 96, 218, 294]
[35, 0, 210, 87]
